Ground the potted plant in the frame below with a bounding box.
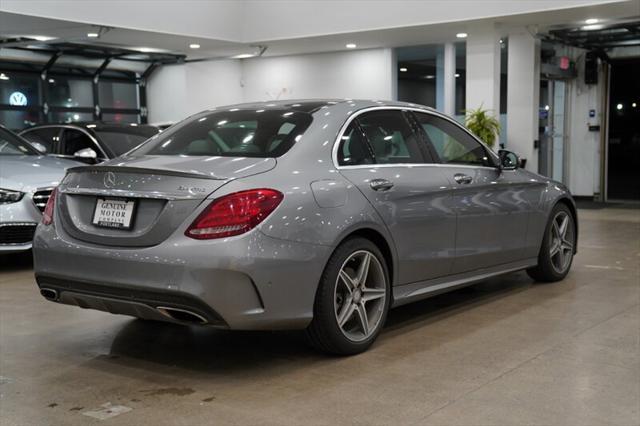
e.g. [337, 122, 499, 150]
[464, 106, 501, 148]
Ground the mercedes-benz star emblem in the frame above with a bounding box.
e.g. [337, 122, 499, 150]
[103, 172, 116, 188]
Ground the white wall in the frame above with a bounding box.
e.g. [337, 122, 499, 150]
[241, 49, 394, 101]
[147, 60, 243, 124]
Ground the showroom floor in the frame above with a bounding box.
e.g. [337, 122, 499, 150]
[0, 208, 638, 426]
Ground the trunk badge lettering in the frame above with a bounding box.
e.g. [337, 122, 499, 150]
[103, 172, 116, 188]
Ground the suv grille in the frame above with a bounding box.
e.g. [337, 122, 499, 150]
[32, 188, 54, 212]
[0, 223, 37, 244]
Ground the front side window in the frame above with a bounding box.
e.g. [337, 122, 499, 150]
[61, 129, 100, 157]
[414, 113, 493, 167]
[132, 109, 312, 158]
[357, 110, 427, 164]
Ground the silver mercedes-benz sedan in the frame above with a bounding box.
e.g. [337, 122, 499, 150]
[0, 125, 81, 253]
[33, 100, 577, 354]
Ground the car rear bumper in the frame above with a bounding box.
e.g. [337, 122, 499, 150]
[33, 223, 331, 330]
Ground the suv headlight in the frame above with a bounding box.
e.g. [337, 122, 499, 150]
[0, 188, 24, 204]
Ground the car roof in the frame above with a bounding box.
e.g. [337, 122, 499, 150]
[22, 122, 159, 133]
[203, 99, 435, 114]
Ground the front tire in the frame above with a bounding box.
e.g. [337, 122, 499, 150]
[306, 237, 390, 355]
[527, 203, 576, 282]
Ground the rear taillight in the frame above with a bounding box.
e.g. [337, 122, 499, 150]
[185, 189, 283, 240]
[41, 187, 57, 226]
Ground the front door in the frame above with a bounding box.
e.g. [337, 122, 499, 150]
[336, 109, 456, 285]
[412, 111, 533, 273]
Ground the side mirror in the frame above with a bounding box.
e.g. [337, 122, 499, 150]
[74, 147, 97, 159]
[498, 149, 520, 171]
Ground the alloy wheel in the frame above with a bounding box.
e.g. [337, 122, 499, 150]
[549, 211, 575, 274]
[334, 250, 387, 342]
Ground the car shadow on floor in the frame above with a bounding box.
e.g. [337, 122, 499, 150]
[0, 252, 33, 271]
[100, 272, 534, 374]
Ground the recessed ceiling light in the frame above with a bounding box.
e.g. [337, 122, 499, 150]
[87, 32, 99, 38]
[189, 43, 200, 49]
[424, 75, 435, 79]
[582, 24, 603, 30]
[345, 43, 357, 49]
[33, 35, 55, 41]
[456, 32, 468, 39]
[399, 67, 408, 72]
[0, 73, 9, 81]
[455, 73, 460, 78]
[585, 18, 599, 24]
[633, 102, 637, 108]
[232, 53, 255, 59]
[616, 103, 623, 110]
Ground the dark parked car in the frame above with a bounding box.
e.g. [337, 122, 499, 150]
[20, 123, 160, 163]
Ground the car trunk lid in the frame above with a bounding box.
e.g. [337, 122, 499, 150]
[56, 156, 276, 247]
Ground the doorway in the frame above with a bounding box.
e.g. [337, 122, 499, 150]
[538, 79, 568, 182]
[607, 59, 640, 201]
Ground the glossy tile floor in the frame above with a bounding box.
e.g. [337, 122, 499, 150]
[1, 207, 638, 426]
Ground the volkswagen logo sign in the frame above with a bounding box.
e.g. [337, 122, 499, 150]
[9, 91, 27, 106]
[103, 172, 116, 188]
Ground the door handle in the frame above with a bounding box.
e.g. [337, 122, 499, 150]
[453, 173, 473, 184]
[369, 178, 394, 191]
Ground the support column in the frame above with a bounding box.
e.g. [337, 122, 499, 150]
[466, 24, 501, 148]
[443, 42, 456, 116]
[435, 49, 445, 112]
[506, 30, 541, 172]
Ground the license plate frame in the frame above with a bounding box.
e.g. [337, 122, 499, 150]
[92, 197, 137, 230]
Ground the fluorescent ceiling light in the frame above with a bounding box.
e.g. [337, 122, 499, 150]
[399, 67, 408, 72]
[232, 53, 255, 59]
[33, 35, 55, 41]
[189, 43, 200, 49]
[582, 24, 603, 30]
[456, 33, 468, 38]
[0, 73, 9, 81]
[345, 43, 357, 49]
[585, 18, 599, 24]
[87, 32, 99, 38]
[424, 75, 435, 79]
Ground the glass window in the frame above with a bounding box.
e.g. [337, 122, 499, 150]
[20, 127, 60, 154]
[357, 110, 427, 164]
[337, 121, 374, 166]
[102, 112, 139, 124]
[98, 81, 138, 109]
[0, 128, 38, 155]
[0, 73, 40, 108]
[46, 77, 93, 107]
[396, 44, 444, 109]
[414, 113, 493, 167]
[61, 129, 100, 157]
[47, 111, 94, 124]
[0, 110, 40, 131]
[133, 109, 312, 158]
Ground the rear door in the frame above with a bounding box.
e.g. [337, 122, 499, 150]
[411, 111, 531, 273]
[336, 109, 456, 285]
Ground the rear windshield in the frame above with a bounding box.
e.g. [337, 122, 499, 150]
[131, 109, 313, 158]
[95, 130, 158, 156]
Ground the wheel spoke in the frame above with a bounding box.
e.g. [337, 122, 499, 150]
[356, 303, 369, 336]
[339, 270, 356, 292]
[558, 214, 569, 238]
[337, 300, 356, 327]
[552, 220, 561, 239]
[550, 241, 561, 257]
[562, 240, 573, 251]
[356, 252, 371, 286]
[362, 287, 385, 303]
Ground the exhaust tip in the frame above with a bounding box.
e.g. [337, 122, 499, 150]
[40, 288, 58, 301]
[156, 307, 207, 324]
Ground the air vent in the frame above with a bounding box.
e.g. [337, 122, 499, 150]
[0, 223, 37, 244]
[32, 188, 54, 212]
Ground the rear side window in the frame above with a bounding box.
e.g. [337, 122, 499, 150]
[337, 122, 374, 166]
[356, 110, 427, 164]
[132, 110, 312, 158]
[95, 131, 154, 156]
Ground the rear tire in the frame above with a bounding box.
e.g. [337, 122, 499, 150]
[306, 237, 390, 355]
[527, 203, 576, 282]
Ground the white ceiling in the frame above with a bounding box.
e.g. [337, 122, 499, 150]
[0, 0, 638, 60]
